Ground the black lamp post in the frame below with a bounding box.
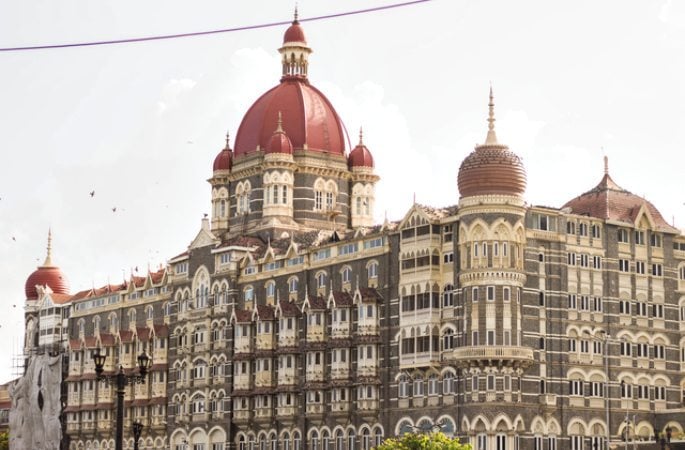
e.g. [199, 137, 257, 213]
[132, 420, 144, 450]
[93, 348, 152, 450]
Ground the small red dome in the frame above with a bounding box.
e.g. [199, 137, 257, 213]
[266, 123, 294, 154]
[458, 144, 526, 198]
[234, 79, 347, 157]
[283, 20, 306, 44]
[25, 266, 70, 300]
[349, 143, 374, 168]
[213, 149, 232, 171]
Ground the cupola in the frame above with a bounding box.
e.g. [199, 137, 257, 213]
[348, 128, 374, 169]
[457, 88, 527, 199]
[266, 112, 294, 154]
[212, 131, 233, 172]
[24, 230, 70, 300]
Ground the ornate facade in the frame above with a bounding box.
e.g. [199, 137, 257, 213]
[12, 13, 685, 450]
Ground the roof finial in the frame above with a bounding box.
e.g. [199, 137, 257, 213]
[294, 4, 299, 23]
[604, 155, 609, 175]
[359, 126, 364, 145]
[485, 84, 499, 145]
[276, 111, 284, 133]
[225, 130, 231, 149]
[43, 228, 53, 266]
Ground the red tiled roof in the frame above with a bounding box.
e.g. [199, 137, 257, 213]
[99, 333, 116, 346]
[256, 304, 275, 320]
[149, 397, 167, 405]
[308, 296, 327, 310]
[563, 173, 677, 232]
[278, 300, 300, 317]
[69, 339, 81, 350]
[153, 324, 169, 338]
[137, 327, 150, 342]
[331, 291, 353, 307]
[119, 330, 134, 343]
[50, 293, 73, 304]
[234, 309, 253, 323]
[359, 287, 382, 303]
[84, 336, 98, 349]
[149, 268, 166, 284]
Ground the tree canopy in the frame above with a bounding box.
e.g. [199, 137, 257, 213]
[375, 432, 471, 450]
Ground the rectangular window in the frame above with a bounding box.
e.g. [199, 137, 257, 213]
[635, 230, 645, 245]
[619, 259, 630, 272]
[650, 233, 662, 247]
[487, 330, 495, 346]
[593, 256, 602, 269]
[652, 264, 663, 277]
[636, 261, 645, 274]
[503, 288, 510, 302]
[487, 286, 495, 301]
[591, 224, 601, 238]
[472, 288, 479, 302]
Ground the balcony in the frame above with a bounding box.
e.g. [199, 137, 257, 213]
[332, 324, 351, 339]
[357, 399, 379, 411]
[306, 367, 325, 382]
[357, 322, 379, 336]
[400, 352, 440, 369]
[330, 401, 349, 414]
[254, 408, 273, 421]
[539, 393, 557, 407]
[447, 346, 535, 369]
[357, 365, 377, 377]
[306, 403, 325, 416]
[276, 406, 296, 417]
[233, 410, 250, 422]
[330, 366, 350, 380]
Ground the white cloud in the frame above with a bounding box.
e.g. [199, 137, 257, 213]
[157, 78, 197, 115]
[659, 0, 685, 26]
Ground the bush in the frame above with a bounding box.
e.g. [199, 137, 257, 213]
[375, 432, 471, 450]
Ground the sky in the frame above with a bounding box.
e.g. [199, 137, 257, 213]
[1, 0, 684, 383]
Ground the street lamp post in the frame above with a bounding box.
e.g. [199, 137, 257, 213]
[132, 420, 143, 450]
[93, 348, 152, 450]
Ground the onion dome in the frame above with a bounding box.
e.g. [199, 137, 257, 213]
[283, 8, 306, 45]
[234, 11, 348, 158]
[457, 88, 527, 198]
[563, 157, 675, 231]
[348, 128, 374, 168]
[212, 131, 233, 172]
[266, 112, 294, 154]
[25, 230, 70, 300]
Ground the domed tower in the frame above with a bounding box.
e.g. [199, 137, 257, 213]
[209, 131, 233, 237]
[24, 230, 70, 352]
[452, 89, 534, 401]
[227, 12, 355, 238]
[262, 112, 296, 223]
[348, 128, 379, 228]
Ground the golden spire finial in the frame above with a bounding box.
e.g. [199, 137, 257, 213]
[604, 155, 609, 175]
[43, 228, 53, 266]
[225, 130, 231, 149]
[485, 84, 499, 145]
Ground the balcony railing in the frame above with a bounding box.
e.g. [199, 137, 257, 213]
[447, 346, 534, 368]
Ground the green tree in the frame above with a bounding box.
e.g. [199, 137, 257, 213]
[0, 430, 8, 450]
[375, 432, 471, 450]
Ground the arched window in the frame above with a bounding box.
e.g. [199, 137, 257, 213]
[265, 281, 276, 298]
[367, 261, 378, 280]
[244, 286, 254, 303]
[398, 375, 409, 398]
[443, 372, 454, 394]
[335, 430, 344, 450]
[288, 277, 298, 293]
[316, 272, 327, 289]
[128, 308, 136, 325]
[341, 266, 352, 285]
[443, 284, 454, 307]
[443, 329, 455, 350]
[146, 306, 154, 320]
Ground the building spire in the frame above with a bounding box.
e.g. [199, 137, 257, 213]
[276, 111, 284, 133]
[604, 155, 609, 175]
[43, 228, 53, 266]
[294, 4, 299, 23]
[485, 84, 499, 145]
[225, 130, 231, 150]
[358, 126, 364, 145]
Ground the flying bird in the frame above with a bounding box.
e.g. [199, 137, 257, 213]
[112, 207, 117, 212]
[12, 237, 16, 241]
[90, 191, 95, 197]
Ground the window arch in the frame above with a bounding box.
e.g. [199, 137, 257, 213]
[288, 277, 299, 293]
[244, 286, 254, 303]
[265, 281, 276, 299]
[127, 309, 136, 326]
[316, 272, 327, 289]
[341, 266, 352, 285]
[146, 305, 154, 320]
[367, 261, 378, 280]
[236, 181, 252, 214]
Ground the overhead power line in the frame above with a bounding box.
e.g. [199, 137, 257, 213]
[0, 0, 432, 52]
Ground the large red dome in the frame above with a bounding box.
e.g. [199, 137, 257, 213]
[234, 79, 347, 157]
[25, 266, 70, 300]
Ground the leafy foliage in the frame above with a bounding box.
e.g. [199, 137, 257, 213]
[0, 431, 8, 450]
[375, 432, 471, 450]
